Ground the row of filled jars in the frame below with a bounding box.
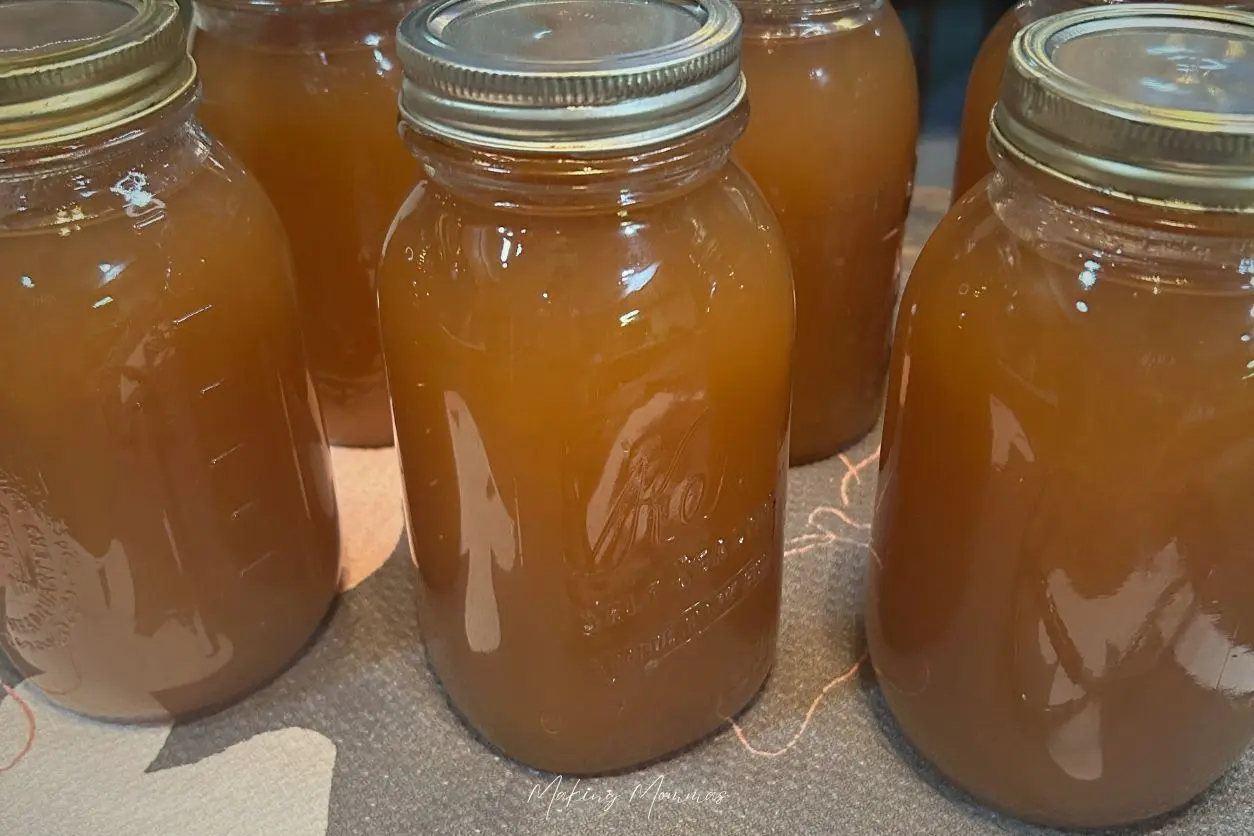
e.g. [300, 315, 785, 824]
[1, 0, 1253, 830]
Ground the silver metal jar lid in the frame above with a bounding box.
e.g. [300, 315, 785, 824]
[0, 0, 196, 153]
[395, 0, 746, 154]
[991, 3, 1254, 212]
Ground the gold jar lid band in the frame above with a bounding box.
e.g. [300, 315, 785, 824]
[396, 0, 745, 154]
[992, 3, 1254, 212]
[0, 0, 196, 153]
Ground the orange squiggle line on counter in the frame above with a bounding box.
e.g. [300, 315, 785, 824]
[784, 451, 880, 557]
[730, 653, 867, 758]
[838, 450, 879, 508]
[733, 449, 880, 757]
[0, 682, 36, 772]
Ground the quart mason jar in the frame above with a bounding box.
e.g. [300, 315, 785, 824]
[950, 0, 1251, 202]
[735, 0, 917, 464]
[869, 5, 1254, 827]
[0, 0, 339, 722]
[193, 0, 422, 448]
[379, 0, 795, 774]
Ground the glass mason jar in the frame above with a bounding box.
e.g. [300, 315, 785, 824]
[869, 6, 1254, 828]
[735, 0, 917, 465]
[379, 0, 794, 774]
[192, 0, 422, 448]
[0, 0, 340, 722]
[950, 0, 1251, 202]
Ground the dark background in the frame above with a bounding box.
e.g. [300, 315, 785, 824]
[896, 0, 1017, 131]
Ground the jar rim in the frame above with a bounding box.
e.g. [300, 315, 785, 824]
[993, 3, 1254, 213]
[395, 0, 746, 154]
[0, 0, 196, 153]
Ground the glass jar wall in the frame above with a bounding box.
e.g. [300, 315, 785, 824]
[0, 0, 339, 722]
[379, 0, 794, 774]
[193, 0, 420, 447]
[735, 0, 917, 464]
[869, 6, 1254, 827]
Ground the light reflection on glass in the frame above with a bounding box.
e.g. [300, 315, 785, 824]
[1079, 259, 1099, 290]
[620, 261, 659, 295]
[99, 262, 124, 284]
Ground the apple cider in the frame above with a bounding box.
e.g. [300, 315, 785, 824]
[0, 0, 339, 722]
[193, 0, 421, 447]
[870, 6, 1254, 827]
[379, 0, 794, 774]
[736, 0, 917, 464]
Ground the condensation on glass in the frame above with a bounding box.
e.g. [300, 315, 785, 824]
[735, 0, 917, 464]
[870, 6, 1254, 827]
[193, 0, 422, 448]
[379, 0, 794, 774]
[0, 0, 339, 722]
[950, 0, 1251, 202]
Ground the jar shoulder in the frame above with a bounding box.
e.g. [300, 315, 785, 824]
[736, 8, 917, 192]
[898, 184, 1254, 401]
[0, 128, 292, 328]
[379, 165, 794, 324]
[739, 5, 917, 113]
[192, 25, 403, 87]
[193, 31, 408, 168]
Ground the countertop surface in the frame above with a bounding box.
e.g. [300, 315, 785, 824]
[2, 137, 1252, 836]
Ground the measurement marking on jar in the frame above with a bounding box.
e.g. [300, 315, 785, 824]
[171, 303, 213, 328]
[239, 550, 277, 578]
[210, 442, 245, 467]
[275, 367, 316, 526]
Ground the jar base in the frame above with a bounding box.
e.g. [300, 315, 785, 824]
[423, 651, 775, 776]
[317, 380, 395, 449]
[5, 592, 339, 725]
[788, 418, 879, 467]
[328, 432, 394, 450]
[872, 673, 1232, 830]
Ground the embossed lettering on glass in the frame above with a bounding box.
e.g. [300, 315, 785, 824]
[379, 0, 794, 774]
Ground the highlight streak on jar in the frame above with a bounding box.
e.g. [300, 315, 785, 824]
[446, 391, 517, 654]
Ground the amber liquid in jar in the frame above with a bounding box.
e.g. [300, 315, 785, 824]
[868, 163, 1254, 826]
[194, 0, 421, 447]
[736, 0, 917, 464]
[0, 112, 339, 719]
[379, 110, 794, 774]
